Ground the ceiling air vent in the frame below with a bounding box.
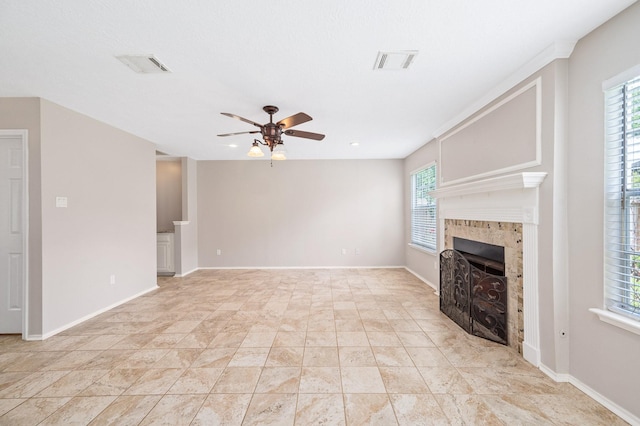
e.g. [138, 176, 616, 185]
[373, 50, 418, 70]
[116, 55, 171, 73]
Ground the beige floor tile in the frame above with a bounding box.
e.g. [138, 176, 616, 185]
[168, 367, 224, 394]
[299, 367, 342, 393]
[303, 346, 339, 367]
[273, 331, 306, 347]
[305, 331, 337, 346]
[389, 393, 450, 425]
[39, 395, 117, 425]
[240, 331, 277, 347]
[340, 367, 386, 393]
[405, 347, 451, 367]
[372, 346, 415, 367]
[295, 393, 346, 425]
[379, 367, 431, 394]
[344, 393, 397, 425]
[190, 347, 236, 368]
[0, 397, 71, 424]
[80, 368, 148, 396]
[0, 268, 625, 425]
[138, 394, 205, 426]
[255, 367, 301, 393]
[338, 347, 377, 367]
[366, 331, 402, 346]
[208, 332, 247, 348]
[123, 368, 183, 395]
[227, 347, 270, 367]
[191, 393, 252, 425]
[0, 398, 24, 416]
[418, 366, 473, 394]
[37, 369, 108, 397]
[396, 331, 435, 347]
[88, 394, 161, 425]
[0, 370, 70, 398]
[212, 367, 262, 393]
[336, 331, 370, 347]
[265, 347, 304, 367]
[243, 393, 297, 425]
[434, 394, 503, 425]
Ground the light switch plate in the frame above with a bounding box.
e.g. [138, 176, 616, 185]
[56, 196, 68, 208]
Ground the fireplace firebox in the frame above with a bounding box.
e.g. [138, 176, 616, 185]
[440, 238, 508, 345]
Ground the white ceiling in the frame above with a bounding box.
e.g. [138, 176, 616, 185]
[0, 0, 636, 160]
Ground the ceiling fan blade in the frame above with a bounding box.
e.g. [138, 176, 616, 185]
[284, 129, 325, 140]
[277, 112, 312, 129]
[217, 130, 261, 137]
[221, 112, 263, 128]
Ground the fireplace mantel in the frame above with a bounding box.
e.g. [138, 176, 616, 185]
[430, 172, 547, 199]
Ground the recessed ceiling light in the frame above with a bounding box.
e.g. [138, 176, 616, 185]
[228, 144, 238, 148]
[350, 142, 360, 146]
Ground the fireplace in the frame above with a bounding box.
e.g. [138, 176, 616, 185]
[429, 172, 546, 365]
[440, 238, 508, 345]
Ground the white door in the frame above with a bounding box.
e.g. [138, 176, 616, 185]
[0, 135, 25, 334]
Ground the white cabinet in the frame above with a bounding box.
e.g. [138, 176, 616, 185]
[157, 233, 175, 274]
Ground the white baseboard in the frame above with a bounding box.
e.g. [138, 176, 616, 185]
[404, 267, 438, 293]
[197, 265, 406, 270]
[40, 285, 159, 340]
[568, 376, 640, 426]
[522, 341, 541, 367]
[539, 363, 639, 425]
[175, 268, 198, 277]
[24, 334, 43, 341]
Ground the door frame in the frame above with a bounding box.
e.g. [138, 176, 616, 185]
[0, 129, 29, 339]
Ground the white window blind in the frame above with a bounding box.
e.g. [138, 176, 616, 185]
[411, 163, 437, 251]
[604, 73, 640, 320]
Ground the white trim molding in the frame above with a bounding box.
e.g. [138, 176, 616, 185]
[589, 308, 640, 336]
[434, 41, 575, 139]
[40, 285, 159, 340]
[430, 171, 547, 366]
[438, 78, 543, 186]
[430, 172, 547, 199]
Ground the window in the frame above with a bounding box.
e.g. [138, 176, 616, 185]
[410, 163, 437, 251]
[604, 72, 640, 320]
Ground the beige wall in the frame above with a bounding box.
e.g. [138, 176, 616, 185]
[175, 157, 198, 276]
[404, 139, 439, 286]
[197, 160, 404, 268]
[39, 99, 157, 335]
[0, 98, 157, 337]
[156, 159, 182, 232]
[567, 2, 640, 417]
[0, 98, 43, 336]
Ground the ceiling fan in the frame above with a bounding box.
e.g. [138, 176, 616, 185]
[218, 105, 325, 160]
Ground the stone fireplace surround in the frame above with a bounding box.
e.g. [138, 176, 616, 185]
[430, 172, 547, 366]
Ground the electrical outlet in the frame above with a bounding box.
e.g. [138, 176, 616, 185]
[110, 275, 116, 285]
[355, 248, 361, 255]
[341, 248, 347, 255]
[217, 249, 222, 256]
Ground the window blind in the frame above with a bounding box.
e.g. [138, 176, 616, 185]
[604, 74, 640, 319]
[411, 164, 437, 251]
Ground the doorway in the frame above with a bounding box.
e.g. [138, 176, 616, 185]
[0, 130, 27, 336]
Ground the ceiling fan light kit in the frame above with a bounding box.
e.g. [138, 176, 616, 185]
[218, 105, 325, 161]
[271, 144, 287, 161]
[247, 141, 265, 157]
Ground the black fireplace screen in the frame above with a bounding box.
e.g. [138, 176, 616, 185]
[440, 249, 508, 345]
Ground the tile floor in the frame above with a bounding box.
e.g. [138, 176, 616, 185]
[0, 268, 627, 425]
